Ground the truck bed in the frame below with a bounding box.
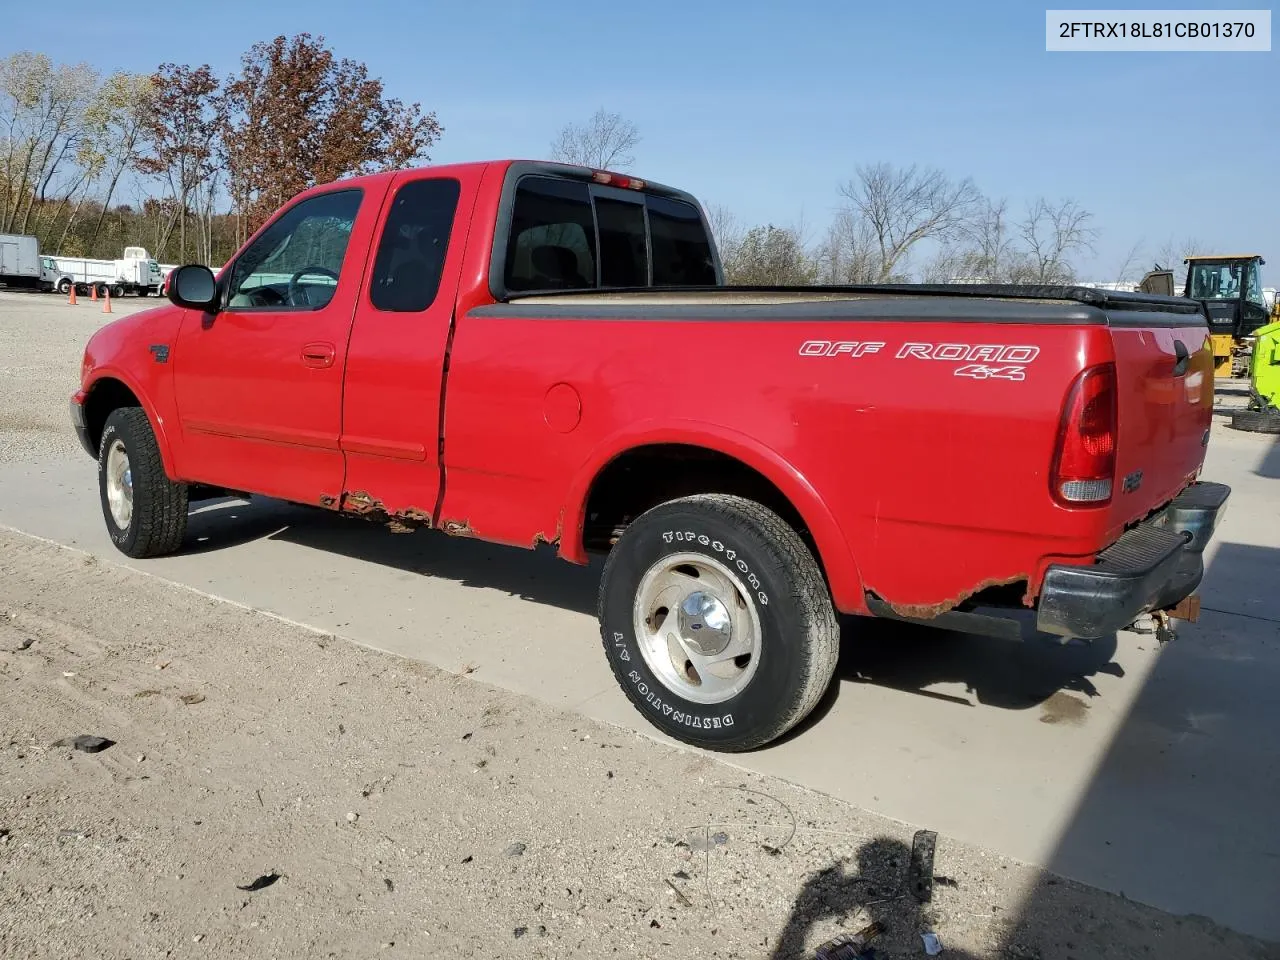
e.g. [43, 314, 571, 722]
[485, 283, 1206, 324]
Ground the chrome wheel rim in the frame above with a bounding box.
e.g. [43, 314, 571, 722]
[632, 552, 763, 704]
[105, 439, 133, 529]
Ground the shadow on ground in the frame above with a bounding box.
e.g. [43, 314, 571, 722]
[990, 535, 1280, 950]
[180, 495, 1123, 734]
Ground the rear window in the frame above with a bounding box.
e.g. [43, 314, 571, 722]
[649, 194, 717, 286]
[504, 178, 597, 292]
[502, 175, 715, 293]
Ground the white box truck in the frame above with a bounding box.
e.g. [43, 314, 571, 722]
[0, 233, 42, 289]
[50, 246, 162, 297]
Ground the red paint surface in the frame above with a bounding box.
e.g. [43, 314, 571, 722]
[76, 159, 1215, 616]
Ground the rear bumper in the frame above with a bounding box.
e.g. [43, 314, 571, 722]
[1036, 481, 1231, 639]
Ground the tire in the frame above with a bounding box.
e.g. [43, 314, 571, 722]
[98, 407, 188, 558]
[598, 493, 839, 752]
[1229, 408, 1280, 434]
[57, 278, 71, 295]
[112, 284, 124, 298]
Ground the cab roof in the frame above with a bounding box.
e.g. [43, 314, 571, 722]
[1184, 254, 1264, 262]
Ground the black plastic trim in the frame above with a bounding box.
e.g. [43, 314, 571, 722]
[70, 398, 94, 458]
[1036, 480, 1230, 639]
[1037, 525, 1193, 639]
[472, 297, 1106, 325]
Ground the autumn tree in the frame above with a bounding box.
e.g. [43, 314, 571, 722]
[81, 72, 155, 250]
[137, 63, 225, 262]
[222, 33, 441, 238]
[0, 52, 98, 236]
[549, 108, 640, 170]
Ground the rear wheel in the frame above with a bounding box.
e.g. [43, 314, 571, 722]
[98, 407, 188, 558]
[598, 494, 839, 751]
[112, 284, 124, 298]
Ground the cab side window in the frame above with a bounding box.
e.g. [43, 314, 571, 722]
[227, 189, 363, 311]
[369, 179, 461, 312]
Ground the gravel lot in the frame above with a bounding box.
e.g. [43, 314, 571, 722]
[1, 288, 1276, 959]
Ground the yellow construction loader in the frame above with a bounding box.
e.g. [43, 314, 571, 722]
[1182, 254, 1271, 377]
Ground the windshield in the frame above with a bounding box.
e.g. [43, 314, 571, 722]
[1188, 262, 1248, 301]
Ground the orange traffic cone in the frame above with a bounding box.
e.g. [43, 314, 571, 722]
[67, 284, 77, 305]
[102, 287, 112, 314]
[90, 283, 98, 301]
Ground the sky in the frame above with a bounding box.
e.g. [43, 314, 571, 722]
[4, 0, 1276, 281]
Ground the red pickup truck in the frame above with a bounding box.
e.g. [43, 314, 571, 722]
[72, 159, 1230, 751]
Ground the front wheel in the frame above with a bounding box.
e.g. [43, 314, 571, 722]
[598, 494, 839, 752]
[98, 407, 189, 558]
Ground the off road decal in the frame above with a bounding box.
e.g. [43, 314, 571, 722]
[799, 340, 1041, 380]
[661, 530, 768, 606]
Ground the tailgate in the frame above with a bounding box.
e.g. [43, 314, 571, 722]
[1107, 300, 1214, 531]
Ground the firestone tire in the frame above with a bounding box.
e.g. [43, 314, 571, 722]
[597, 493, 840, 752]
[98, 407, 189, 558]
[1229, 409, 1280, 434]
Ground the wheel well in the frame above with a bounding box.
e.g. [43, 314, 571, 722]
[582, 443, 820, 565]
[83, 379, 141, 455]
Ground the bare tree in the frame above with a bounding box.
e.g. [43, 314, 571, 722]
[923, 198, 1017, 282]
[1111, 239, 1146, 287]
[1019, 198, 1096, 284]
[549, 108, 640, 170]
[703, 202, 742, 263]
[837, 163, 982, 281]
[815, 209, 884, 284]
[1155, 236, 1209, 291]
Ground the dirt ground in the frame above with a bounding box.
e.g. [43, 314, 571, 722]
[1, 289, 1278, 959]
[1, 536, 1276, 960]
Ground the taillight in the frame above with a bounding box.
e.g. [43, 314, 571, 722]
[1051, 362, 1117, 506]
[591, 170, 646, 190]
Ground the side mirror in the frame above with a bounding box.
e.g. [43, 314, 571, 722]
[167, 264, 218, 312]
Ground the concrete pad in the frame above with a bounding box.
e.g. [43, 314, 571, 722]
[1, 427, 1277, 939]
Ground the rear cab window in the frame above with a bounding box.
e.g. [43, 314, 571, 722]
[500, 172, 718, 295]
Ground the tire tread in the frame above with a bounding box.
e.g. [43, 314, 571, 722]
[102, 407, 187, 557]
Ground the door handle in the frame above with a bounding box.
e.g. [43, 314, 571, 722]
[1172, 339, 1189, 376]
[301, 342, 336, 368]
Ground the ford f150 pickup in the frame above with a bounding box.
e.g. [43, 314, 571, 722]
[71, 159, 1230, 751]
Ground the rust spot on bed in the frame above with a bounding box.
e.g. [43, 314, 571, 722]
[343, 491, 382, 515]
[531, 512, 564, 549]
[882, 575, 1028, 620]
[319, 494, 337, 508]
[442, 519, 475, 537]
[342, 492, 434, 532]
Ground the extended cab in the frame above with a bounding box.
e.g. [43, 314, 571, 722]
[72, 159, 1230, 751]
